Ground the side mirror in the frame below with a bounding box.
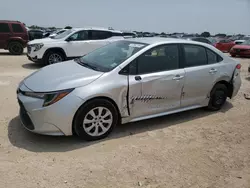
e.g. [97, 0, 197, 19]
[65, 37, 72, 42]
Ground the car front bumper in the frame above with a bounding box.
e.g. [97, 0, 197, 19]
[17, 83, 84, 136]
[230, 50, 250, 57]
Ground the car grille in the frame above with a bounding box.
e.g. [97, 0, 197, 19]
[27, 45, 31, 54]
[18, 99, 34, 130]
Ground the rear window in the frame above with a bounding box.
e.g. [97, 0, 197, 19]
[12, 24, 24, 33]
[0, 23, 10, 33]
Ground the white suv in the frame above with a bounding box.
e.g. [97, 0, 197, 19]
[27, 28, 124, 65]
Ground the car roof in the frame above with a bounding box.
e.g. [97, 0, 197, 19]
[0, 20, 23, 24]
[126, 37, 200, 45]
[73, 27, 122, 33]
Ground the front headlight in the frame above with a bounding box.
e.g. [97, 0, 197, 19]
[30, 43, 44, 51]
[23, 89, 74, 107]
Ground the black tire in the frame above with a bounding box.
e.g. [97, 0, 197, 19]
[207, 83, 228, 111]
[231, 54, 236, 57]
[8, 41, 24, 55]
[73, 99, 119, 141]
[44, 51, 65, 65]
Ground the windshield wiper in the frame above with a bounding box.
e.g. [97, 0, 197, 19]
[74, 58, 99, 71]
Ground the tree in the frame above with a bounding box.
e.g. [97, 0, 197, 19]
[65, 26, 72, 29]
[201, 31, 210, 37]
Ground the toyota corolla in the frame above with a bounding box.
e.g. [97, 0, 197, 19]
[17, 38, 241, 141]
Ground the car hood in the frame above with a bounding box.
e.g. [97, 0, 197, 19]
[23, 60, 104, 92]
[232, 45, 250, 49]
[28, 38, 62, 45]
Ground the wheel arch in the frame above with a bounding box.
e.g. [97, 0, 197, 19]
[72, 96, 122, 135]
[212, 80, 233, 98]
[7, 39, 24, 48]
[43, 47, 67, 59]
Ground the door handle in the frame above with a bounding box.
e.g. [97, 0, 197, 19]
[172, 75, 184, 80]
[135, 76, 141, 81]
[209, 68, 217, 74]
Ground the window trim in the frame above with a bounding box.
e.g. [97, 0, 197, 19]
[119, 43, 182, 75]
[0, 23, 11, 33]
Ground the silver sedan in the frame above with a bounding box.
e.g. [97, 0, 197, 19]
[17, 38, 241, 141]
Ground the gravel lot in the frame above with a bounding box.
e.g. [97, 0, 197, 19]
[0, 49, 250, 188]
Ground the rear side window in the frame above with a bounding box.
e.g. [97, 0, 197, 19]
[90, 30, 112, 40]
[0, 23, 10, 33]
[206, 48, 223, 64]
[12, 24, 24, 33]
[137, 44, 179, 74]
[112, 32, 123, 37]
[184, 45, 207, 67]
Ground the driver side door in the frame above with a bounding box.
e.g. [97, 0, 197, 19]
[64, 30, 91, 57]
[127, 44, 185, 119]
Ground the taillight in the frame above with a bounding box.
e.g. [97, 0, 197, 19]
[236, 64, 241, 69]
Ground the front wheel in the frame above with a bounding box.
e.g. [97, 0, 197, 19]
[73, 99, 119, 141]
[207, 84, 228, 111]
[44, 51, 64, 65]
[8, 42, 24, 55]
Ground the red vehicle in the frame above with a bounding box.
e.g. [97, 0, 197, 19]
[215, 39, 235, 52]
[230, 40, 250, 57]
[0, 20, 29, 55]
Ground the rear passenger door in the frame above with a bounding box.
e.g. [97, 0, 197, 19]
[181, 44, 223, 107]
[0, 23, 11, 48]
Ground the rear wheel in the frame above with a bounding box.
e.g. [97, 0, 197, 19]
[44, 51, 65, 65]
[207, 84, 228, 111]
[73, 99, 119, 141]
[8, 41, 23, 55]
[231, 54, 236, 57]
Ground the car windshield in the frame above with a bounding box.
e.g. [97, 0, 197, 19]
[52, 29, 74, 39]
[77, 40, 148, 72]
[241, 40, 250, 45]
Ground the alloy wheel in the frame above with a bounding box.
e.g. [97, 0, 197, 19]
[83, 107, 113, 137]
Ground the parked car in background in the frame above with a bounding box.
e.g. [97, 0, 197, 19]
[28, 29, 44, 40]
[234, 36, 250, 45]
[48, 29, 68, 38]
[18, 38, 242, 141]
[187, 37, 213, 45]
[27, 27, 124, 65]
[215, 39, 235, 52]
[0, 20, 29, 55]
[230, 40, 250, 57]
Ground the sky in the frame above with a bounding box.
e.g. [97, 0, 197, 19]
[0, 0, 250, 35]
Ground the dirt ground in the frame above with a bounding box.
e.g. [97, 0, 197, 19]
[0, 49, 250, 188]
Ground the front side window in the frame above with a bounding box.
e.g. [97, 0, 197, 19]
[11, 24, 23, 33]
[241, 40, 250, 45]
[136, 44, 179, 74]
[184, 45, 207, 67]
[0, 23, 10, 33]
[77, 40, 147, 72]
[68, 30, 89, 41]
